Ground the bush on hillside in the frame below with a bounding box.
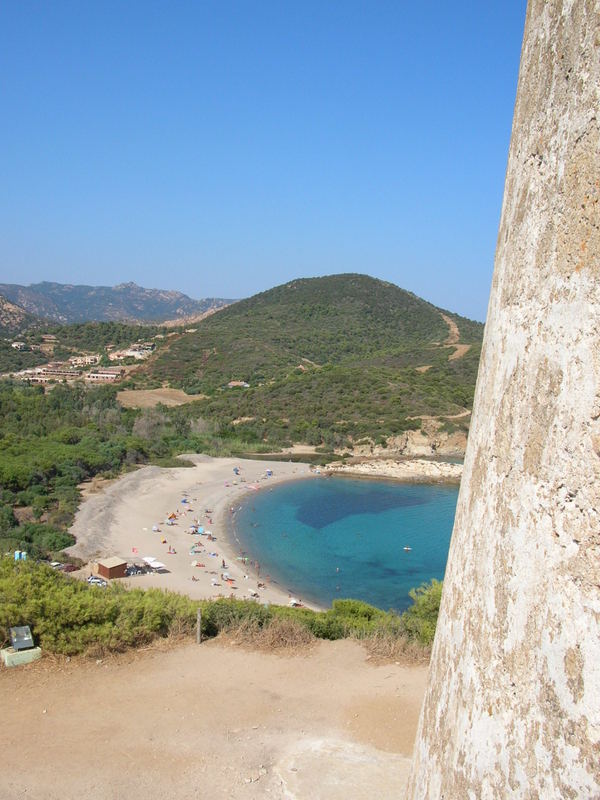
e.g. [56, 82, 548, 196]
[400, 579, 443, 645]
[0, 559, 442, 656]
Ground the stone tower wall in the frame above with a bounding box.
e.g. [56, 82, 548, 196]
[408, 1, 600, 796]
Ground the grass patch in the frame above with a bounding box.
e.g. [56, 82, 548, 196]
[217, 616, 316, 654]
[359, 630, 430, 664]
[149, 456, 197, 468]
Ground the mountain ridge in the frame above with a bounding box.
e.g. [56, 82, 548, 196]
[0, 294, 42, 336]
[0, 281, 233, 324]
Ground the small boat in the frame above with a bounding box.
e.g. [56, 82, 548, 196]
[403, 546, 412, 552]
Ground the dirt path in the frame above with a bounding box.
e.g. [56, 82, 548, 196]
[440, 313, 471, 361]
[408, 410, 471, 421]
[0, 639, 427, 800]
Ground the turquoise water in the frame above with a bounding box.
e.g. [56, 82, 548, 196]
[231, 476, 458, 612]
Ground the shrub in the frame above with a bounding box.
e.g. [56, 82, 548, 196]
[400, 579, 443, 645]
[0, 559, 441, 656]
[199, 597, 272, 637]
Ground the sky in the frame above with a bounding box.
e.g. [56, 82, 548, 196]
[0, 1, 527, 321]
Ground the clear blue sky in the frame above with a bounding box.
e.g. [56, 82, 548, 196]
[1, 1, 527, 321]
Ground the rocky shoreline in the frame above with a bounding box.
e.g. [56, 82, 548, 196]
[325, 457, 463, 483]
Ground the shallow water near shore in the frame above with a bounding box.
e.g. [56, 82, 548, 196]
[231, 476, 458, 612]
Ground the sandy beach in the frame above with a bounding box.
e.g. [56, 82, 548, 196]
[69, 455, 317, 608]
[68, 454, 461, 608]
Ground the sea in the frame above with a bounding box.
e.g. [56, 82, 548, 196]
[230, 475, 458, 612]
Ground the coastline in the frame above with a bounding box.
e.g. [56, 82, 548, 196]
[69, 454, 317, 609]
[324, 457, 462, 483]
[221, 472, 326, 609]
[68, 453, 461, 609]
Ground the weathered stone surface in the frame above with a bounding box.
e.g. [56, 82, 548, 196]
[1, 646, 42, 668]
[408, 1, 600, 797]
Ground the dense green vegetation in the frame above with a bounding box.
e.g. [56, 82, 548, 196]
[2, 275, 483, 450]
[401, 579, 443, 644]
[0, 340, 48, 373]
[0, 381, 270, 559]
[42, 321, 165, 352]
[198, 357, 479, 447]
[0, 320, 173, 373]
[0, 559, 442, 655]
[138, 274, 483, 447]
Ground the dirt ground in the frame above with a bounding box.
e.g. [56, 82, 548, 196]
[116, 388, 199, 408]
[440, 313, 471, 361]
[0, 639, 427, 800]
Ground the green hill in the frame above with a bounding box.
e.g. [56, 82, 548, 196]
[137, 274, 484, 448]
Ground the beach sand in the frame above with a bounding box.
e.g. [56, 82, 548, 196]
[69, 455, 317, 608]
[0, 638, 428, 799]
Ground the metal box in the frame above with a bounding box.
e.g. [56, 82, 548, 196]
[10, 625, 34, 651]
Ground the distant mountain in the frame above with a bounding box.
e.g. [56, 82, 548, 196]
[140, 274, 484, 449]
[0, 281, 232, 324]
[0, 294, 41, 336]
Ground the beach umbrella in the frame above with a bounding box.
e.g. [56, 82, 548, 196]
[143, 556, 156, 565]
[151, 561, 166, 570]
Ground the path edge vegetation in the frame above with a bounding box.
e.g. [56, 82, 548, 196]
[0, 559, 442, 658]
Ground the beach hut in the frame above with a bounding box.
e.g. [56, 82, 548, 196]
[97, 557, 127, 580]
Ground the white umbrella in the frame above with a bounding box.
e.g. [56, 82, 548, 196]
[151, 561, 166, 570]
[143, 556, 156, 564]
